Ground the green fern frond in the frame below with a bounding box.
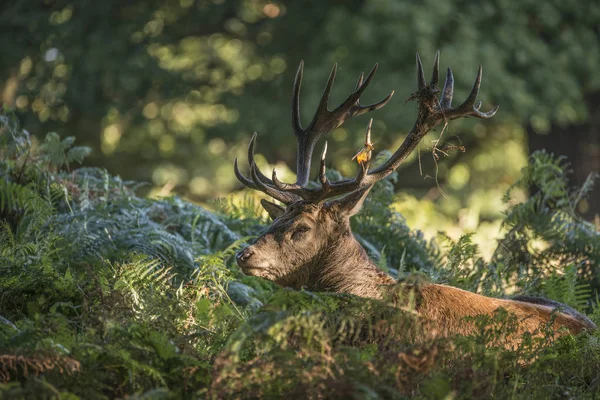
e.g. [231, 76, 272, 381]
[39, 132, 91, 170]
[0, 111, 31, 160]
[543, 263, 592, 311]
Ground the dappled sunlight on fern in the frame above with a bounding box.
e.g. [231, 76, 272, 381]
[1, 112, 599, 398]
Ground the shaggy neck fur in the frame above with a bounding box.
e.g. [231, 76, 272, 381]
[307, 230, 395, 298]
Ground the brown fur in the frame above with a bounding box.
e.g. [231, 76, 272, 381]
[327, 241, 596, 341]
[236, 201, 596, 346]
[394, 283, 594, 341]
[234, 57, 595, 347]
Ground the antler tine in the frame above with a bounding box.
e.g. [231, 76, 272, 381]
[250, 162, 299, 204]
[356, 119, 374, 180]
[430, 50, 440, 86]
[316, 119, 374, 201]
[271, 168, 288, 190]
[356, 90, 395, 115]
[471, 104, 499, 119]
[345, 65, 389, 116]
[416, 53, 426, 90]
[445, 65, 499, 119]
[355, 71, 364, 90]
[319, 121, 373, 200]
[299, 62, 382, 138]
[292, 61, 304, 135]
[233, 158, 257, 189]
[233, 133, 273, 189]
[352, 120, 373, 183]
[441, 67, 454, 108]
[454, 65, 482, 113]
[233, 133, 301, 204]
[356, 158, 370, 182]
[247, 132, 276, 186]
[337, 64, 395, 117]
[315, 64, 338, 119]
[344, 63, 379, 106]
[318, 141, 329, 186]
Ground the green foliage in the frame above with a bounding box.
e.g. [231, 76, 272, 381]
[38, 132, 91, 171]
[543, 264, 592, 312]
[491, 151, 600, 296]
[0, 113, 599, 398]
[2, 0, 597, 209]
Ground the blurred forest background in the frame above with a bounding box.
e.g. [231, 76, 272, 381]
[1, 0, 598, 247]
[1, 2, 600, 396]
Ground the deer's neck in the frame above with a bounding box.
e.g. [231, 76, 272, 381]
[308, 232, 395, 299]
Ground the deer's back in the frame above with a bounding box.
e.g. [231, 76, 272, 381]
[413, 284, 596, 339]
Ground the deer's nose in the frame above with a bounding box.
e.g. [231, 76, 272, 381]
[236, 247, 254, 265]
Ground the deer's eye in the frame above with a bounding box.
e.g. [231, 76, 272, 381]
[291, 225, 310, 241]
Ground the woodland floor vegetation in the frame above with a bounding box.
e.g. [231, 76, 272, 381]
[1, 111, 599, 398]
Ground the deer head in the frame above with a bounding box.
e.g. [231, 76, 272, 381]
[234, 52, 498, 297]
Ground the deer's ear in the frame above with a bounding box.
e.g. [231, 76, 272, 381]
[333, 185, 373, 218]
[261, 199, 285, 220]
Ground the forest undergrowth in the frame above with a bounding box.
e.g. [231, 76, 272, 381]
[1, 111, 599, 399]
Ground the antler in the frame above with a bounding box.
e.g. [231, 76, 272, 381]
[364, 53, 498, 183]
[234, 61, 394, 204]
[235, 52, 498, 204]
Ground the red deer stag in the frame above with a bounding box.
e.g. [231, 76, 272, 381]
[233, 52, 596, 340]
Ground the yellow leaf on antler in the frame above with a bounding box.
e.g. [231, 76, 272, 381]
[352, 143, 375, 164]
